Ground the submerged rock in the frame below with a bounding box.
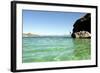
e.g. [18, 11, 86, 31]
[71, 13, 91, 38]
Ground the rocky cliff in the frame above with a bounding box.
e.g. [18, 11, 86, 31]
[71, 13, 91, 38]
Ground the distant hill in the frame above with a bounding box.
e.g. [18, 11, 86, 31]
[23, 33, 40, 37]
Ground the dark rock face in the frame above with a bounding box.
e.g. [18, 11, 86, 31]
[71, 13, 91, 38]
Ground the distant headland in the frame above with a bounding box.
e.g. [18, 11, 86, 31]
[23, 33, 71, 37]
[23, 33, 40, 37]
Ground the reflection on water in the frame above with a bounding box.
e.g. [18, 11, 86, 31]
[72, 39, 91, 60]
[22, 37, 91, 63]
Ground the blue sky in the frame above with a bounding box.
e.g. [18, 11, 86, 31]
[23, 10, 86, 35]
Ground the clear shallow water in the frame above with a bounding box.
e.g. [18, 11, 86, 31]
[22, 37, 91, 63]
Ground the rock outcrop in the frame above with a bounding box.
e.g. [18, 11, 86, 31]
[71, 13, 91, 38]
[72, 31, 91, 38]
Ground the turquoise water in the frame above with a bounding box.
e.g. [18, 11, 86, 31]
[22, 37, 91, 63]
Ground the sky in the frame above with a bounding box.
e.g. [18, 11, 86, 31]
[23, 10, 86, 35]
